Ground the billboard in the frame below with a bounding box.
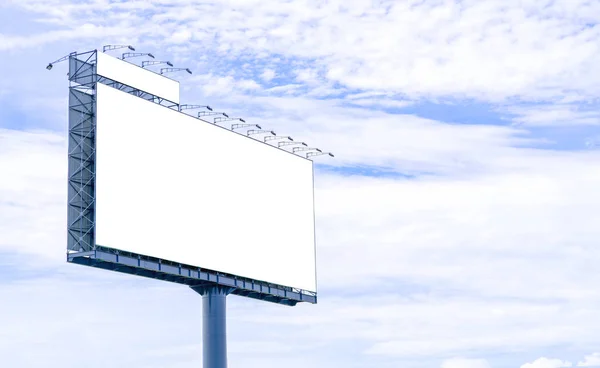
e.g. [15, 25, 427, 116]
[96, 51, 180, 104]
[94, 83, 317, 292]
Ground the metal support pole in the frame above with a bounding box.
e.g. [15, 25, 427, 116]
[191, 285, 234, 368]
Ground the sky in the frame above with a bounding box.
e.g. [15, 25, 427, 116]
[0, 0, 599, 367]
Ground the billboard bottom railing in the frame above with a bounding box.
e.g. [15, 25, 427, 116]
[67, 248, 316, 306]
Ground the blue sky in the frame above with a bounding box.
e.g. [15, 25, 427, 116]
[1, 1, 600, 367]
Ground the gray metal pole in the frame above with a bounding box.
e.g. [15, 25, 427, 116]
[191, 285, 233, 368]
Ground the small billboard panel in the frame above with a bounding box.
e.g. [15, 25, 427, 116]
[96, 52, 180, 104]
[94, 83, 316, 292]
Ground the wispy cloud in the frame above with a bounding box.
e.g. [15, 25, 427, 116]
[442, 358, 492, 368]
[3, 0, 599, 102]
[507, 104, 600, 127]
[578, 353, 600, 367]
[521, 357, 573, 368]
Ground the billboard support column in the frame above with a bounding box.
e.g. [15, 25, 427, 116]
[191, 285, 235, 368]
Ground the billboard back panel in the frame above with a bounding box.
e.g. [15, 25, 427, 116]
[94, 83, 316, 292]
[96, 52, 180, 104]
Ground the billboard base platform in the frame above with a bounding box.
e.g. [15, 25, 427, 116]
[67, 247, 316, 306]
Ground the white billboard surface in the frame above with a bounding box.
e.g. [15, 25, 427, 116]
[96, 51, 180, 104]
[95, 83, 316, 292]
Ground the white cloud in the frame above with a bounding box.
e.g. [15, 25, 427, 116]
[348, 98, 413, 109]
[442, 358, 492, 368]
[0, 23, 135, 51]
[585, 136, 600, 149]
[295, 68, 320, 84]
[191, 74, 262, 96]
[521, 358, 573, 368]
[260, 68, 276, 81]
[578, 353, 600, 367]
[0, 129, 65, 262]
[507, 104, 600, 127]
[169, 29, 192, 44]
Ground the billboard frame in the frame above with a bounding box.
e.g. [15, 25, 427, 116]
[65, 50, 317, 306]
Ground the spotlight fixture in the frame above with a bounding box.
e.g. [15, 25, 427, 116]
[46, 52, 77, 71]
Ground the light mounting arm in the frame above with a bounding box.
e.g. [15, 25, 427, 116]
[307, 152, 334, 159]
[278, 141, 308, 148]
[103, 45, 135, 52]
[292, 147, 322, 154]
[142, 60, 173, 68]
[214, 117, 245, 125]
[232, 123, 261, 130]
[247, 130, 276, 136]
[46, 52, 77, 70]
[161, 67, 192, 75]
[179, 104, 212, 112]
[265, 136, 293, 143]
[198, 112, 228, 118]
[122, 52, 155, 60]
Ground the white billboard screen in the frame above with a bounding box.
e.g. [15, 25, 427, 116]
[94, 83, 316, 292]
[96, 51, 180, 104]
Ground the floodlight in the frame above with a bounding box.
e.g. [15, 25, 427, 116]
[122, 52, 155, 60]
[46, 52, 77, 71]
[142, 60, 173, 68]
[231, 123, 261, 130]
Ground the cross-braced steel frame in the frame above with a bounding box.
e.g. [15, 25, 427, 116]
[67, 51, 97, 252]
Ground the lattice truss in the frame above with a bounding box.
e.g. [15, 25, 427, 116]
[67, 51, 97, 252]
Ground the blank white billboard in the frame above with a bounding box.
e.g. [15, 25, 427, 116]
[96, 51, 180, 104]
[94, 83, 316, 292]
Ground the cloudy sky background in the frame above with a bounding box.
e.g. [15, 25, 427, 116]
[1, 0, 600, 367]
